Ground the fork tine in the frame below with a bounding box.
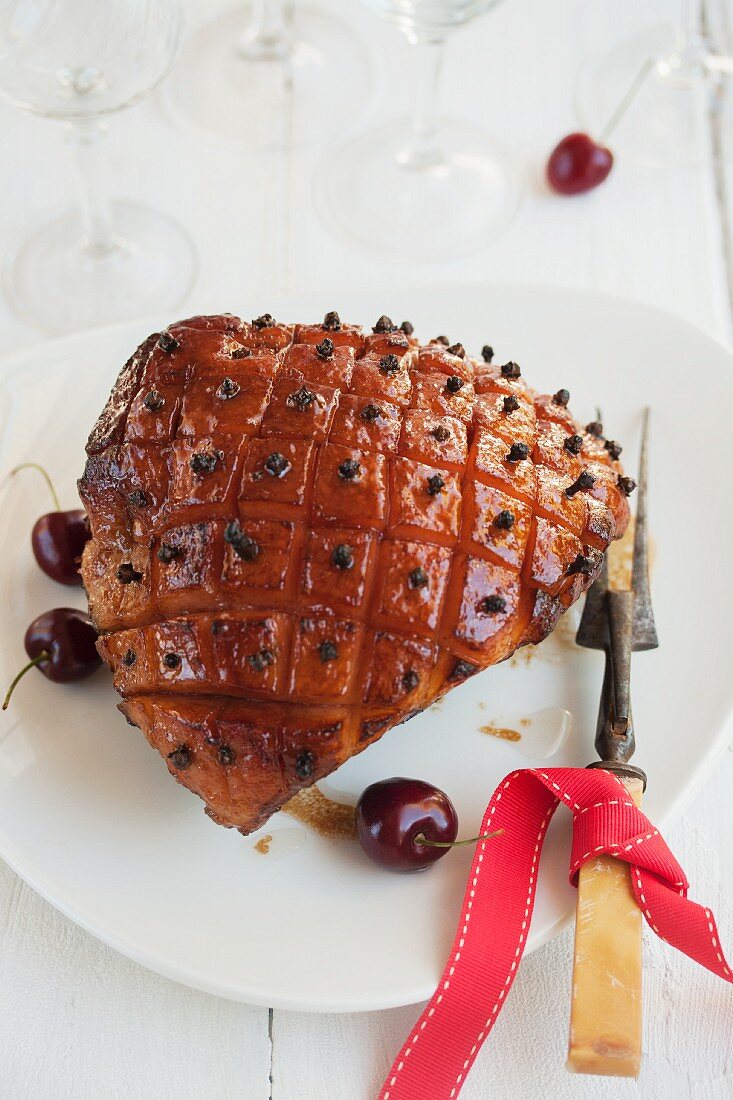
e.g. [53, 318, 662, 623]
[575, 555, 609, 649]
[631, 408, 659, 651]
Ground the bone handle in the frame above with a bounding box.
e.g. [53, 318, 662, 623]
[566, 776, 643, 1077]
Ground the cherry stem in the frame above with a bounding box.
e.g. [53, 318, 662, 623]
[414, 828, 504, 849]
[2, 652, 50, 711]
[11, 463, 61, 512]
[599, 57, 655, 145]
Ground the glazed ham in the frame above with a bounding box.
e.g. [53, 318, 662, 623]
[79, 313, 632, 834]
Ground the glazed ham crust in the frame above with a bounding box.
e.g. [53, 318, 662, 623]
[79, 313, 630, 834]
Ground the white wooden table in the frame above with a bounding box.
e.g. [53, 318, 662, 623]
[1, 1, 732, 1096]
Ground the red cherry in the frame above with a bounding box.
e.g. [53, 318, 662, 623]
[12, 463, 90, 584]
[3, 608, 101, 710]
[32, 509, 89, 585]
[356, 777, 458, 872]
[547, 132, 613, 195]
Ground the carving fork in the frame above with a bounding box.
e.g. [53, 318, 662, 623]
[567, 408, 658, 1076]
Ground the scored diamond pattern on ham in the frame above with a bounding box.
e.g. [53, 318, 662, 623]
[79, 313, 630, 834]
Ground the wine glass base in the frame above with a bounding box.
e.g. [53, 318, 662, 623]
[316, 120, 524, 260]
[3, 201, 198, 336]
[164, 4, 372, 148]
[575, 25, 732, 168]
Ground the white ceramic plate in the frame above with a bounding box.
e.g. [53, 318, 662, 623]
[0, 285, 731, 1012]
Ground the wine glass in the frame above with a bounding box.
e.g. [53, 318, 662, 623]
[0, 0, 197, 335]
[315, 0, 523, 261]
[575, 1, 733, 168]
[164, 1, 372, 148]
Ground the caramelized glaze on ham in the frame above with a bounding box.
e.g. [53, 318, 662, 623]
[79, 313, 630, 834]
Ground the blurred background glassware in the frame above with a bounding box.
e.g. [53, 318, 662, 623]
[315, 0, 523, 261]
[575, 0, 733, 168]
[165, 1, 372, 148]
[0, 0, 196, 335]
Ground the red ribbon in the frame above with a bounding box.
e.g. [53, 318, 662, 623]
[379, 767, 731, 1100]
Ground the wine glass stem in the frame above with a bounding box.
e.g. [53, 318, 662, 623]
[240, 0, 290, 60]
[676, 0, 703, 56]
[400, 39, 447, 171]
[66, 120, 118, 259]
